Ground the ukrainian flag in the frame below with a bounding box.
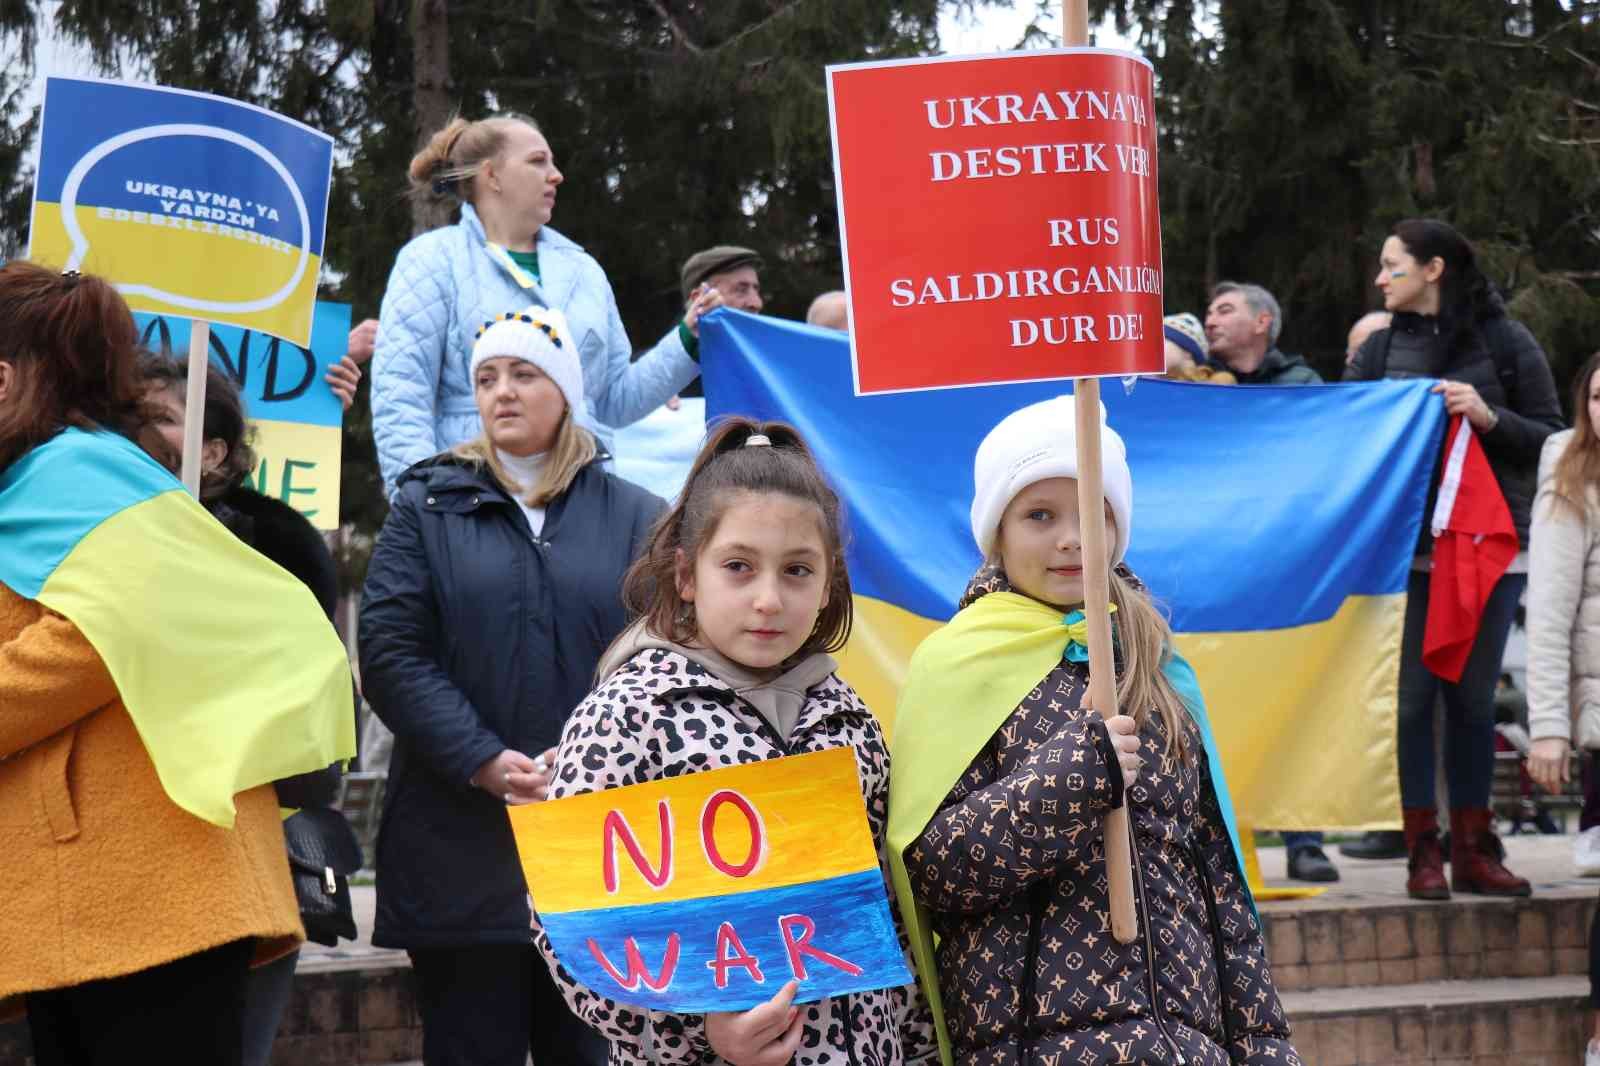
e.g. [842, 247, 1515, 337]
[515, 748, 911, 1012]
[701, 311, 1445, 843]
[0, 428, 355, 826]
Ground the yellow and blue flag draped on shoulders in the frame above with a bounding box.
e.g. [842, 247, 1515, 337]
[700, 310, 1446, 851]
[883, 590, 1250, 1066]
[0, 428, 355, 827]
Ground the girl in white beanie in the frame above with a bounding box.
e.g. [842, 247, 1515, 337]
[885, 394, 1298, 1066]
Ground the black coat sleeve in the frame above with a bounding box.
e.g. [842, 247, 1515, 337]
[905, 715, 1121, 913]
[1342, 332, 1385, 382]
[358, 486, 506, 786]
[1480, 318, 1563, 467]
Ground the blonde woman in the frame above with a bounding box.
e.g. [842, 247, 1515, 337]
[360, 307, 664, 1066]
[1525, 350, 1600, 1065]
[371, 112, 724, 495]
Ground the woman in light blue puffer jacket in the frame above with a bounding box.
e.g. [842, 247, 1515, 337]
[371, 112, 723, 494]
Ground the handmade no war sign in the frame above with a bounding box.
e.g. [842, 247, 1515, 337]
[133, 301, 350, 529]
[28, 76, 333, 346]
[827, 50, 1164, 394]
[511, 748, 912, 1012]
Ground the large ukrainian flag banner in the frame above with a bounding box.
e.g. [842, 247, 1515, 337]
[702, 311, 1446, 843]
[28, 77, 333, 346]
[0, 429, 355, 827]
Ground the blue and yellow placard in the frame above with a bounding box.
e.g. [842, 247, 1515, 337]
[133, 301, 350, 530]
[513, 748, 912, 1012]
[28, 76, 333, 346]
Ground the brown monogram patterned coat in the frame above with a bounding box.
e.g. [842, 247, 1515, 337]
[905, 568, 1299, 1066]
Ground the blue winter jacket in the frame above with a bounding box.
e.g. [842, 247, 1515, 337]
[371, 204, 699, 493]
[358, 452, 665, 946]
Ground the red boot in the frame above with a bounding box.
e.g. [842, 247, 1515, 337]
[1404, 807, 1450, 900]
[1450, 807, 1531, 897]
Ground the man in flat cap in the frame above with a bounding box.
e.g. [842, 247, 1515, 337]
[681, 245, 764, 315]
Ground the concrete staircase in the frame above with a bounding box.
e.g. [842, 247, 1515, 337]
[1259, 834, 1593, 1065]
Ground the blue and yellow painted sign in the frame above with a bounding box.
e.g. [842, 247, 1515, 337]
[134, 301, 350, 530]
[514, 748, 913, 1012]
[29, 76, 333, 346]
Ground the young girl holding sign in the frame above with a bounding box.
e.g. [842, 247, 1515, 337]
[888, 396, 1300, 1066]
[535, 418, 937, 1066]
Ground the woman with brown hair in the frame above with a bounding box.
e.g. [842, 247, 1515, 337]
[360, 306, 664, 1066]
[370, 112, 724, 496]
[0, 262, 353, 1065]
[1346, 218, 1563, 899]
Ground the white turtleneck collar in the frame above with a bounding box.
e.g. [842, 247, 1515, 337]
[495, 448, 549, 537]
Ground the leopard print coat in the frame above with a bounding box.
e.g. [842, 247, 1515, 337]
[905, 566, 1299, 1066]
[534, 647, 939, 1066]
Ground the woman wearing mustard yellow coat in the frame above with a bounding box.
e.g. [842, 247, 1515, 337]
[0, 262, 353, 1066]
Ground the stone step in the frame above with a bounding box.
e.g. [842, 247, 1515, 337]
[1254, 834, 1597, 991]
[1263, 889, 1595, 991]
[1282, 975, 1589, 1065]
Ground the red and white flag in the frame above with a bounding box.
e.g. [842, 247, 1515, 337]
[1422, 415, 1517, 682]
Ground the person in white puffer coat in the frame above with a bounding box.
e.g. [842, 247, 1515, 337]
[371, 112, 724, 495]
[1524, 350, 1600, 1066]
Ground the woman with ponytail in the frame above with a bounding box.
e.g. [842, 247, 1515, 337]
[534, 417, 937, 1066]
[371, 113, 723, 495]
[1346, 219, 1563, 899]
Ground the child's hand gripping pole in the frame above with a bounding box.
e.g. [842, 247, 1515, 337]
[1073, 378, 1138, 945]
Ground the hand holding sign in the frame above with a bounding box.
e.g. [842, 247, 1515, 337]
[511, 748, 911, 1013]
[706, 981, 804, 1066]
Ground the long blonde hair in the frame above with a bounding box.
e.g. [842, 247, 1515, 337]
[1550, 351, 1600, 518]
[452, 412, 597, 507]
[1108, 569, 1192, 763]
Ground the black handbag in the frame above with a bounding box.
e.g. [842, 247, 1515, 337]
[282, 807, 363, 946]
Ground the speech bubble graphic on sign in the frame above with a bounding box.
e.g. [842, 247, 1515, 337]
[29, 77, 333, 347]
[827, 49, 1165, 394]
[512, 747, 912, 1012]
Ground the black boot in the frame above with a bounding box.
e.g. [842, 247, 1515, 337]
[1287, 844, 1341, 882]
[1340, 830, 1406, 860]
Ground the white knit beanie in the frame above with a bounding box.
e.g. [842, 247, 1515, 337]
[970, 393, 1134, 565]
[470, 306, 583, 416]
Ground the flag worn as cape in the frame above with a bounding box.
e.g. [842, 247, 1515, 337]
[885, 590, 1249, 1066]
[0, 428, 355, 826]
[1422, 415, 1518, 682]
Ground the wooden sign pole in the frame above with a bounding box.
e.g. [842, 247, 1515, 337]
[180, 322, 212, 498]
[1063, 0, 1137, 947]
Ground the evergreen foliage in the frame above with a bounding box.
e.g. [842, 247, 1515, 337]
[0, 0, 1594, 565]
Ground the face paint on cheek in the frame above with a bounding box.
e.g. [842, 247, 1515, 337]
[1389, 270, 1408, 279]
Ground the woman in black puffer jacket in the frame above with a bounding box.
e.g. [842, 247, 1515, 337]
[1346, 218, 1563, 900]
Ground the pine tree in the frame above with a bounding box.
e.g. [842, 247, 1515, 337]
[1096, 0, 1598, 388]
[0, 0, 993, 568]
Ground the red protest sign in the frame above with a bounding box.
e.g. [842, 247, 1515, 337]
[827, 50, 1164, 395]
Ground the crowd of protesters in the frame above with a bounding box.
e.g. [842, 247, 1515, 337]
[4, 101, 1598, 1066]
